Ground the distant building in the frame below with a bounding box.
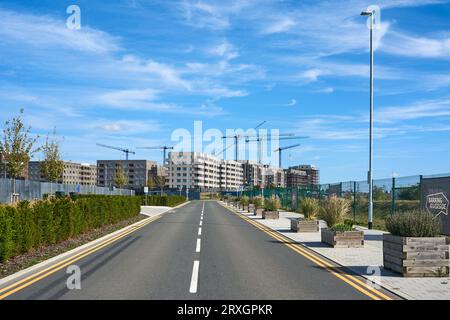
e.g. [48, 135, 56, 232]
[166, 152, 244, 192]
[239, 160, 286, 188]
[239, 160, 264, 187]
[28, 161, 97, 185]
[262, 166, 286, 188]
[97, 160, 162, 191]
[285, 168, 308, 188]
[0, 154, 29, 180]
[220, 159, 244, 191]
[287, 165, 320, 186]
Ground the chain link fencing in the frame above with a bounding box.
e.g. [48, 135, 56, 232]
[0, 178, 134, 204]
[242, 173, 450, 232]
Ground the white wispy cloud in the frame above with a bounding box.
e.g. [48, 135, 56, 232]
[179, 0, 258, 30]
[283, 99, 297, 107]
[380, 31, 450, 59]
[0, 9, 120, 55]
[262, 17, 296, 34]
[94, 120, 162, 134]
[375, 99, 450, 123]
[207, 40, 239, 60]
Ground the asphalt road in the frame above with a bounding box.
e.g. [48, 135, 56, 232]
[2, 201, 395, 300]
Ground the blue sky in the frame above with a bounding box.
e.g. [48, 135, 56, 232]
[0, 0, 449, 183]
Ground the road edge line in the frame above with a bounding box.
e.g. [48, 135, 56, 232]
[218, 201, 400, 301]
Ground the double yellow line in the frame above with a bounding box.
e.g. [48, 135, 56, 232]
[224, 204, 393, 301]
[0, 215, 161, 300]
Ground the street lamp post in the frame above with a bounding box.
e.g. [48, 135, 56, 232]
[361, 9, 375, 229]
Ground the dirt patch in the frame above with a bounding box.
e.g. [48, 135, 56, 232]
[0, 214, 148, 279]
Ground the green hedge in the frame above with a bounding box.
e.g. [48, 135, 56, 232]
[140, 195, 186, 207]
[0, 195, 141, 262]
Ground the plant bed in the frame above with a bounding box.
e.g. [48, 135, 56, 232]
[291, 219, 319, 233]
[383, 211, 449, 277]
[321, 228, 364, 248]
[262, 211, 279, 220]
[262, 195, 280, 219]
[383, 234, 449, 277]
[255, 208, 264, 216]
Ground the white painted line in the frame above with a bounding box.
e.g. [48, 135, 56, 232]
[196, 238, 201, 252]
[199, 220, 203, 226]
[198, 227, 202, 235]
[189, 261, 200, 294]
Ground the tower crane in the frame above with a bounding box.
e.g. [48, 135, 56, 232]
[274, 144, 301, 168]
[96, 143, 135, 161]
[136, 146, 174, 166]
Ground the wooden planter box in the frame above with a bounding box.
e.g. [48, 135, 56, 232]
[291, 219, 319, 233]
[383, 234, 449, 277]
[255, 208, 264, 216]
[248, 204, 255, 213]
[321, 228, 364, 248]
[243, 205, 249, 211]
[262, 211, 279, 220]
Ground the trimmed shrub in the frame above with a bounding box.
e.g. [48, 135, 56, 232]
[0, 206, 15, 262]
[385, 211, 441, 237]
[139, 195, 186, 207]
[264, 195, 281, 212]
[0, 195, 141, 262]
[300, 197, 319, 221]
[319, 197, 350, 228]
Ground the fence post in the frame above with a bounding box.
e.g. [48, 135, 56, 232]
[353, 181, 357, 223]
[391, 176, 396, 215]
[419, 175, 423, 210]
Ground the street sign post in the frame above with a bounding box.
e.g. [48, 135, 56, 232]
[426, 192, 449, 218]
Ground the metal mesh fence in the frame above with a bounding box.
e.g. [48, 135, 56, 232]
[241, 173, 450, 230]
[0, 178, 134, 204]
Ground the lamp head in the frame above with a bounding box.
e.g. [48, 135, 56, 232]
[361, 10, 374, 16]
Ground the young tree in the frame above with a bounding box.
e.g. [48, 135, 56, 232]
[147, 176, 156, 191]
[0, 109, 40, 195]
[373, 186, 391, 201]
[114, 164, 128, 189]
[154, 175, 166, 195]
[40, 129, 64, 190]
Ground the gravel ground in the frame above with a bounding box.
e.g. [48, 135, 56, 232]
[0, 214, 148, 279]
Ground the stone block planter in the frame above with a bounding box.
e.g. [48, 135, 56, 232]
[383, 234, 449, 277]
[291, 219, 319, 233]
[321, 228, 364, 248]
[262, 211, 279, 220]
[255, 208, 264, 216]
[248, 204, 255, 213]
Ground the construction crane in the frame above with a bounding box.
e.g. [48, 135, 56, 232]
[96, 143, 136, 160]
[136, 146, 174, 166]
[274, 144, 301, 168]
[221, 121, 267, 161]
[246, 135, 309, 165]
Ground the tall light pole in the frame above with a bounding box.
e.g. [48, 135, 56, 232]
[361, 9, 375, 229]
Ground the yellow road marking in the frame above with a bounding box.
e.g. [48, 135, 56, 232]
[222, 203, 393, 301]
[240, 214, 392, 300]
[0, 216, 160, 300]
